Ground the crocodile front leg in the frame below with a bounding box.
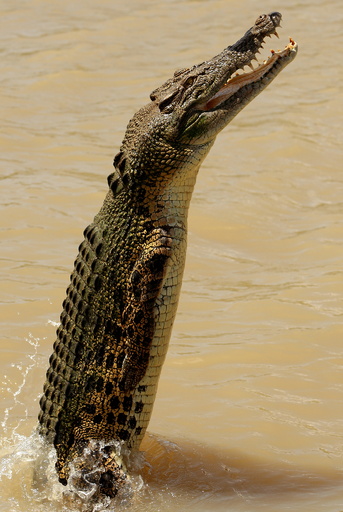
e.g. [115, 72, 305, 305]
[121, 226, 173, 392]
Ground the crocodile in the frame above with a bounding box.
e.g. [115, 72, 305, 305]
[38, 12, 297, 498]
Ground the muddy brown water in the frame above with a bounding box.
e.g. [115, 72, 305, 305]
[0, 0, 342, 510]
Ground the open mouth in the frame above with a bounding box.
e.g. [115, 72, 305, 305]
[203, 37, 298, 111]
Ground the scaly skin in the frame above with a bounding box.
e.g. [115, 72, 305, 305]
[38, 12, 297, 497]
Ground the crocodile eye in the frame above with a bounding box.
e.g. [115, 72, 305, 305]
[182, 76, 196, 89]
[158, 89, 179, 113]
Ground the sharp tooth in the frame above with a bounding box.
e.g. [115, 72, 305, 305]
[266, 34, 271, 38]
[274, 30, 280, 38]
[247, 63, 254, 70]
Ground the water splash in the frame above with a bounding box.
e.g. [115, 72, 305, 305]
[0, 333, 40, 443]
[65, 440, 144, 509]
[0, 423, 145, 512]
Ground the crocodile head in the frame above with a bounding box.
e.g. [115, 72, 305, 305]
[114, 12, 297, 189]
[150, 11, 297, 145]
